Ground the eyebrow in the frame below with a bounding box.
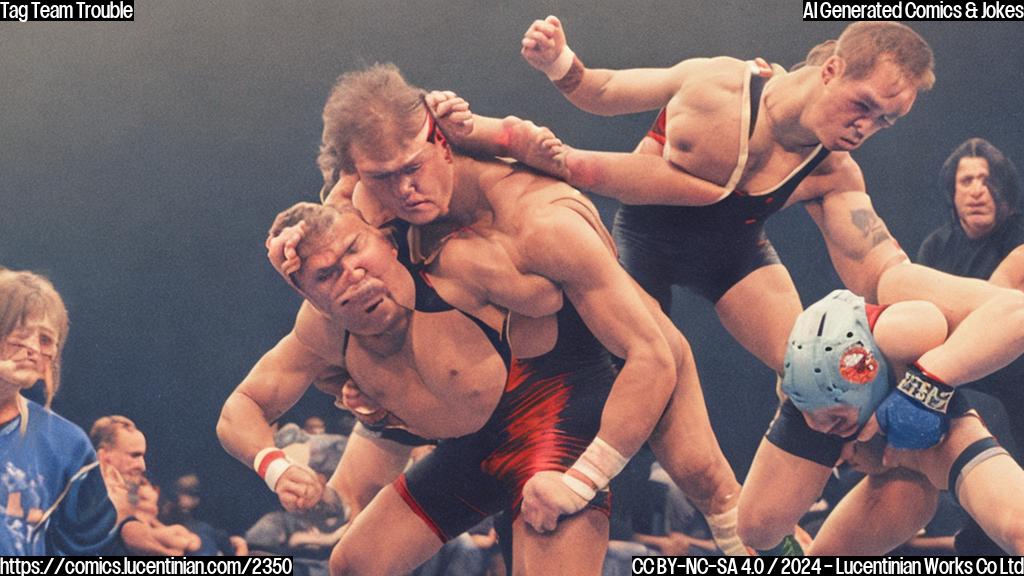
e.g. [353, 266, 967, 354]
[364, 151, 428, 179]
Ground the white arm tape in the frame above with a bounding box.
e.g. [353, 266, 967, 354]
[569, 436, 628, 491]
[263, 457, 293, 492]
[560, 473, 597, 501]
[254, 447, 294, 492]
[544, 46, 577, 81]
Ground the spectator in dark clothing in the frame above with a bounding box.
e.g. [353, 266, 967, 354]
[918, 137, 1024, 555]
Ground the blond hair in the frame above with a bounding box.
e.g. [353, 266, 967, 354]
[0, 268, 69, 408]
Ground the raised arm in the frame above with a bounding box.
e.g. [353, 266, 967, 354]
[427, 88, 729, 206]
[521, 15, 691, 115]
[217, 305, 339, 511]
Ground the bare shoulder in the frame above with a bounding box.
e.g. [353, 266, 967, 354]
[293, 301, 345, 364]
[670, 56, 753, 112]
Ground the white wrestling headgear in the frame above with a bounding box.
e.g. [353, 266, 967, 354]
[781, 290, 890, 425]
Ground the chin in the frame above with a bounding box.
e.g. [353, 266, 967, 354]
[403, 210, 439, 226]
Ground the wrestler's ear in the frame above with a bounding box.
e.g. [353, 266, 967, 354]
[821, 54, 845, 84]
[441, 137, 453, 163]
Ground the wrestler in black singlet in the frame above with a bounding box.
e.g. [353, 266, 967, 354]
[614, 69, 830, 307]
[380, 220, 619, 542]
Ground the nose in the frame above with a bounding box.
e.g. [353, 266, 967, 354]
[397, 173, 417, 199]
[342, 262, 366, 282]
[852, 118, 878, 138]
[341, 261, 366, 286]
[20, 337, 42, 356]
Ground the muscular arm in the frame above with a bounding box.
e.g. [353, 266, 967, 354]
[990, 244, 1024, 289]
[562, 146, 731, 205]
[217, 325, 333, 468]
[520, 202, 677, 461]
[802, 157, 908, 301]
[554, 60, 697, 116]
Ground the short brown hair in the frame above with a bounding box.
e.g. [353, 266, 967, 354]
[792, 39, 837, 70]
[267, 202, 346, 263]
[318, 63, 426, 180]
[835, 21, 935, 91]
[0, 268, 69, 407]
[266, 202, 385, 290]
[90, 414, 139, 450]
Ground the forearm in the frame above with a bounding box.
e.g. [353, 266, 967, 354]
[217, 391, 279, 470]
[827, 237, 908, 303]
[322, 171, 360, 209]
[445, 113, 519, 158]
[552, 62, 675, 116]
[595, 352, 675, 465]
[566, 149, 728, 205]
[121, 520, 179, 556]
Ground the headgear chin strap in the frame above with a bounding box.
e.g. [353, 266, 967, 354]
[782, 290, 890, 426]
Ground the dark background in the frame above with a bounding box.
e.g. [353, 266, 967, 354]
[2, 1, 1022, 533]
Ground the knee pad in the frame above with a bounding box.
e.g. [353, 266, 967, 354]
[948, 437, 1008, 505]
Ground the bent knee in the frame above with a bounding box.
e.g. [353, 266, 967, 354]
[330, 541, 377, 576]
[737, 501, 797, 551]
[1001, 522, 1024, 555]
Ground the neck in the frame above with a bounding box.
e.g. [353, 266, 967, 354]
[0, 390, 22, 426]
[764, 67, 823, 151]
[448, 155, 493, 223]
[353, 309, 411, 358]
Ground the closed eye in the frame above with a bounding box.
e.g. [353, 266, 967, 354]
[316, 268, 339, 283]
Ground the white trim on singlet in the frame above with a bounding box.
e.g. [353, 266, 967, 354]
[729, 60, 825, 198]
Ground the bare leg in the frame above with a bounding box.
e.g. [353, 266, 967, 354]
[624, 274, 742, 520]
[512, 509, 608, 576]
[647, 336, 741, 517]
[810, 469, 937, 556]
[715, 264, 803, 374]
[958, 456, 1024, 554]
[877, 263, 1011, 329]
[737, 439, 832, 550]
[329, 484, 442, 576]
[892, 415, 1024, 554]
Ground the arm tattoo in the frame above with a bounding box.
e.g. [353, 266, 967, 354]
[849, 209, 893, 258]
[554, 55, 585, 94]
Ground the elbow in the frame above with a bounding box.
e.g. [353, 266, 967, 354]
[215, 407, 232, 450]
[216, 394, 242, 450]
[637, 340, 678, 400]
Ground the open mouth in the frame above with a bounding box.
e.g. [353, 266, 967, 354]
[365, 298, 384, 314]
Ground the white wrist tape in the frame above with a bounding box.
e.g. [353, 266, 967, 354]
[254, 447, 294, 492]
[569, 436, 628, 492]
[544, 46, 576, 81]
[560, 472, 597, 501]
[263, 458, 292, 491]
